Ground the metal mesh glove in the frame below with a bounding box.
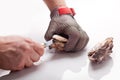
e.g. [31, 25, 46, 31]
[45, 8, 89, 52]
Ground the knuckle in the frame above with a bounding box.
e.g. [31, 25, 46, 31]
[18, 42, 30, 50]
[25, 45, 31, 50]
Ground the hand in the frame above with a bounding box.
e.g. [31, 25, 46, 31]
[0, 36, 44, 71]
[45, 9, 89, 52]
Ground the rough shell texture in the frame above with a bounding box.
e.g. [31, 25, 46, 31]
[88, 37, 113, 63]
[52, 35, 68, 42]
[49, 35, 68, 51]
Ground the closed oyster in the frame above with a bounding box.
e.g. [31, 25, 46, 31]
[88, 37, 113, 63]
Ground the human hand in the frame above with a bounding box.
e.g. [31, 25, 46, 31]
[45, 8, 89, 52]
[0, 36, 44, 71]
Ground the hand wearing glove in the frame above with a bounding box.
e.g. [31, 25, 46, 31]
[0, 36, 44, 71]
[45, 7, 89, 52]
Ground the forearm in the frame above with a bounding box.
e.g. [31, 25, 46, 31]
[43, 0, 67, 12]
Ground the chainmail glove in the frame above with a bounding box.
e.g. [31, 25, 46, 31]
[45, 8, 89, 52]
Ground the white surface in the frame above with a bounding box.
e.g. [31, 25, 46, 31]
[0, 0, 120, 80]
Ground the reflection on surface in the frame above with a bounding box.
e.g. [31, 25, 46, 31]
[0, 48, 88, 80]
[0, 64, 44, 80]
[47, 49, 88, 73]
[88, 56, 113, 80]
[0, 69, 10, 77]
[61, 69, 80, 80]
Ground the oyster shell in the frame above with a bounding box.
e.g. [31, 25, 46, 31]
[49, 35, 68, 51]
[88, 37, 113, 63]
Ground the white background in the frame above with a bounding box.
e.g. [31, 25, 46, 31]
[0, 0, 120, 80]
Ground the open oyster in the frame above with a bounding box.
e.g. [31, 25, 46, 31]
[49, 35, 68, 51]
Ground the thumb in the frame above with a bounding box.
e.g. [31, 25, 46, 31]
[44, 21, 57, 41]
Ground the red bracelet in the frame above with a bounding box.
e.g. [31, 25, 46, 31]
[58, 7, 76, 16]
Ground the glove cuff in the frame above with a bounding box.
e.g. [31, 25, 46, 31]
[50, 7, 76, 19]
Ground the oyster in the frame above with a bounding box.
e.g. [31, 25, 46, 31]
[88, 37, 113, 63]
[49, 35, 68, 51]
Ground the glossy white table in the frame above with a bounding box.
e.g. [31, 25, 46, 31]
[0, 0, 120, 80]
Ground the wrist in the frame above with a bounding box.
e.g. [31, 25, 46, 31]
[50, 7, 76, 18]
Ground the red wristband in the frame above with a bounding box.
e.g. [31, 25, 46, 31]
[58, 7, 76, 16]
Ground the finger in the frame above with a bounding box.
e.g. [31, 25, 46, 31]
[45, 21, 58, 41]
[25, 57, 33, 68]
[24, 38, 34, 44]
[30, 51, 40, 62]
[24, 39, 44, 56]
[75, 31, 89, 51]
[29, 43, 43, 62]
[31, 42, 44, 56]
[20, 43, 41, 62]
[12, 58, 25, 71]
[0, 53, 11, 70]
[64, 27, 80, 51]
[25, 48, 40, 63]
